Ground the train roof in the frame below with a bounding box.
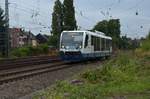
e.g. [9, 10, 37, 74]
[62, 30, 112, 40]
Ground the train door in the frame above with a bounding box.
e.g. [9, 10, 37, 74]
[83, 33, 92, 53]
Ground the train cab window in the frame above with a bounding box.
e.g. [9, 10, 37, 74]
[85, 35, 89, 48]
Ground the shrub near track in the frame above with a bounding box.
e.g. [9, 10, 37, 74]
[33, 43, 150, 99]
[10, 44, 49, 57]
[135, 39, 150, 58]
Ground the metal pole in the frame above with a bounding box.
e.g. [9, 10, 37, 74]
[5, 0, 9, 57]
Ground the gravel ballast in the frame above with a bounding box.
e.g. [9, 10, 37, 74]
[0, 61, 102, 99]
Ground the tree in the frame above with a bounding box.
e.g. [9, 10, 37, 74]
[107, 19, 121, 37]
[63, 0, 77, 30]
[120, 35, 133, 49]
[50, 0, 63, 47]
[93, 19, 121, 48]
[0, 7, 6, 56]
[0, 8, 6, 30]
[51, 0, 63, 36]
[48, 35, 59, 47]
[147, 31, 150, 40]
[108, 19, 121, 48]
[92, 20, 108, 35]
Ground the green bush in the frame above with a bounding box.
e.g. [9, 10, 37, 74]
[140, 39, 150, 51]
[11, 47, 30, 57]
[48, 35, 59, 48]
[81, 53, 138, 84]
[81, 69, 100, 83]
[33, 51, 150, 98]
[11, 44, 49, 57]
[39, 44, 49, 54]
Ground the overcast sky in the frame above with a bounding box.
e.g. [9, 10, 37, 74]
[0, 0, 149, 38]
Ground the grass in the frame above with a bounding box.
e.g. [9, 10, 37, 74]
[33, 40, 150, 99]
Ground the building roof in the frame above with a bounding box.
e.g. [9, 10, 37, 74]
[36, 33, 49, 43]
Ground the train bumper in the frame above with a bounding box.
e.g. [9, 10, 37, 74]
[59, 51, 84, 62]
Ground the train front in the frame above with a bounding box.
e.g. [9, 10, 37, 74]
[59, 31, 84, 62]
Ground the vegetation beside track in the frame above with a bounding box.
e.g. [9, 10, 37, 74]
[10, 44, 50, 58]
[33, 40, 150, 99]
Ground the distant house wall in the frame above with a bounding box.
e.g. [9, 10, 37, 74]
[9, 28, 38, 48]
[10, 28, 20, 48]
[32, 40, 38, 47]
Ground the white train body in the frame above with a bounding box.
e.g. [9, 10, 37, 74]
[59, 31, 112, 61]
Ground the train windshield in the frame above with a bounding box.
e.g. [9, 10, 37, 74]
[61, 32, 83, 49]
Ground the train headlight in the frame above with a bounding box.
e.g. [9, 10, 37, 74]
[79, 45, 82, 49]
[61, 45, 65, 48]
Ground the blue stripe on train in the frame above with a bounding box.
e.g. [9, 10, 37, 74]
[59, 52, 111, 62]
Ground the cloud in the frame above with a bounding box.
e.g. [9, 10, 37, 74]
[0, 0, 149, 38]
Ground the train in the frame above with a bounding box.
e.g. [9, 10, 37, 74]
[59, 30, 112, 62]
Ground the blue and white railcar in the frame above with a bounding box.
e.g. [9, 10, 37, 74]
[59, 31, 112, 62]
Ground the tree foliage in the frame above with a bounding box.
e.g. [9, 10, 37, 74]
[120, 35, 134, 49]
[107, 19, 121, 38]
[0, 8, 6, 30]
[63, 0, 77, 30]
[0, 7, 6, 56]
[147, 31, 150, 40]
[51, 0, 63, 47]
[50, 0, 77, 47]
[51, 0, 63, 36]
[93, 19, 121, 48]
[92, 20, 108, 35]
[11, 44, 49, 57]
[48, 35, 59, 47]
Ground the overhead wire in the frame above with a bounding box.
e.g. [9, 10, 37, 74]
[9, 3, 50, 20]
[10, 6, 49, 27]
[74, 2, 97, 30]
[114, 0, 145, 15]
[8, 0, 51, 31]
[6, 0, 148, 34]
[9, 2, 51, 32]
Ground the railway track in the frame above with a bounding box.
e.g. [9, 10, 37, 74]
[0, 62, 70, 85]
[0, 56, 70, 85]
[0, 56, 60, 70]
[0, 56, 102, 85]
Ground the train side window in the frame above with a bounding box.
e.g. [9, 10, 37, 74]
[104, 39, 106, 50]
[91, 36, 94, 45]
[110, 40, 112, 50]
[98, 37, 100, 50]
[94, 36, 96, 51]
[96, 37, 99, 51]
[101, 38, 104, 51]
[106, 39, 109, 50]
[85, 35, 89, 48]
[100, 37, 101, 51]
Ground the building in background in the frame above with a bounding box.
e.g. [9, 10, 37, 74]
[36, 33, 49, 44]
[9, 28, 38, 48]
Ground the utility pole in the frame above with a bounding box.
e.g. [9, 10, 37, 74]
[5, 0, 9, 57]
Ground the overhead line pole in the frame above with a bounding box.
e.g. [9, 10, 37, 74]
[5, 0, 10, 57]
